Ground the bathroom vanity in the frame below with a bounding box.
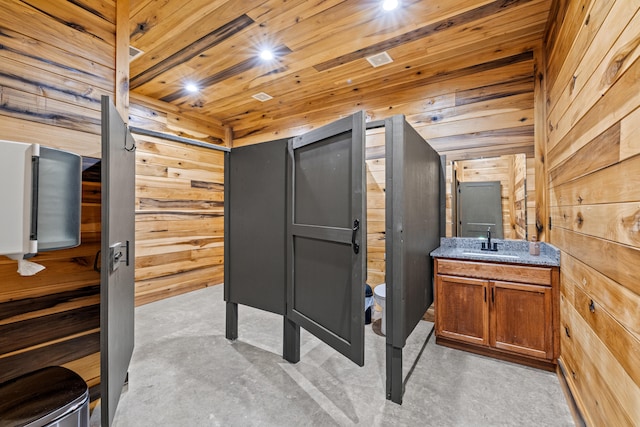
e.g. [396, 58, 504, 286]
[430, 238, 560, 371]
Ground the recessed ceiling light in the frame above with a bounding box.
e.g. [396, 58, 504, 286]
[185, 83, 199, 93]
[382, 0, 399, 11]
[259, 49, 274, 61]
[252, 92, 273, 102]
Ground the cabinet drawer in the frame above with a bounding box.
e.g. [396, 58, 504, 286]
[437, 259, 552, 286]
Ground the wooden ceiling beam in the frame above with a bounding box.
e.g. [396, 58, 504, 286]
[159, 45, 292, 103]
[130, 14, 255, 90]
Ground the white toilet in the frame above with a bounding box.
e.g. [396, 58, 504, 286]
[373, 284, 386, 335]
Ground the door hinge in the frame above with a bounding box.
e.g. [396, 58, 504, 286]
[549, 216, 552, 230]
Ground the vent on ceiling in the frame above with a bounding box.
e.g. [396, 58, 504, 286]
[252, 92, 273, 102]
[129, 45, 144, 62]
[366, 51, 393, 68]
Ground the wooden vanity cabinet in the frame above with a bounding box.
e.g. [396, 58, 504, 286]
[434, 258, 559, 370]
[436, 275, 489, 346]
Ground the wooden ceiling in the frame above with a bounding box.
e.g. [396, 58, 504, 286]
[129, 0, 552, 149]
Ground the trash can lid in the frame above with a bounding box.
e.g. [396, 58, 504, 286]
[0, 366, 88, 427]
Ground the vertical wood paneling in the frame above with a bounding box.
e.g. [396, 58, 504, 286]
[513, 153, 527, 240]
[533, 44, 548, 242]
[0, 0, 116, 407]
[526, 157, 537, 239]
[115, 0, 130, 119]
[545, 0, 640, 423]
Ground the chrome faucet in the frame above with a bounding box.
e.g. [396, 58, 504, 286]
[481, 227, 498, 251]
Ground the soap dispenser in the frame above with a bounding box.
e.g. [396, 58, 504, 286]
[529, 235, 540, 256]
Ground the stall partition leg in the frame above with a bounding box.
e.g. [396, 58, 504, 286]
[225, 302, 238, 341]
[386, 344, 403, 404]
[283, 316, 300, 363]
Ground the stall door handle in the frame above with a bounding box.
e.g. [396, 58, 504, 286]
[351, 219, 360, 254]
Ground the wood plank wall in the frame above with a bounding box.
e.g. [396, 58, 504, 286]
[513, 153, 527, 240]
[232, 41, 538, 165]
[408, 54, 536, 162]
[526, 157, 537, 240]
[365, 128, 386, 288]
[0, 0, 117, 404]
[544, 0, 640, 424]
[129, 96, 227, 305]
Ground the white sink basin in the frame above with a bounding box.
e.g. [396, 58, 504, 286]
[462, 251, 520, 259]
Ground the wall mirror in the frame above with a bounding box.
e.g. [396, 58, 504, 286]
[446, 153, 535, 241]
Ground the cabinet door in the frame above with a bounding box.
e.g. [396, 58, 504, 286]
[436, 275, 489, 346]
[490, 280, 553, 359]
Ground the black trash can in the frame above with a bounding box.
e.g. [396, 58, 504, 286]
[0, 366, 89, 427]
[365, 284, 373, 324]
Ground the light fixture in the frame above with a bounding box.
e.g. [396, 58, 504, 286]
[185, 83, 199, 93]
[259, 49, 274, 61]
[382, 0, 399, 11]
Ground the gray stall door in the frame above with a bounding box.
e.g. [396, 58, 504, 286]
[287, 111, 366, 366]
[100, 97, 136, 426]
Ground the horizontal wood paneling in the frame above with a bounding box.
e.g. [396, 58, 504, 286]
[0, 0, 115, 406]
[129, 93, 229, 146]
[125, 0, 551, 157]
[0, 331, 100, 385]
[366, 129, 386, 287]
[130, 103, 226, 306]
[545, 0, 640, 423]
[0, 170, 103, 389]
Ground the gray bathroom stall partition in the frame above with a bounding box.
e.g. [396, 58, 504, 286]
[224, 112, 442, 403]
[384, 115, 441, 403]
[224, 112, 366, 365]
[287, 112, 367, 366]
[100, 96, 136, 427]
[224, 139, 288, 319]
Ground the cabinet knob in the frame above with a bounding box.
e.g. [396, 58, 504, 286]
[589, 300, 595, 313]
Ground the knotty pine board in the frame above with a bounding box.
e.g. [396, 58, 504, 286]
[545, 0, 640, 423]
[365, 129, 386, 287]
[188, 0, 548, 125]
[232, 57, 535, 144]
[0, 168, 103, 395]
[130, 111, 226, 305]
[547, 1, 637, 135]
[0, 1, 113, 67]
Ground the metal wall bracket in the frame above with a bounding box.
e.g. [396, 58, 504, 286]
[109, 241, 130, 273]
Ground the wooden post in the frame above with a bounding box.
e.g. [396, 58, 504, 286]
[225, 125, 234, 148]
[533, 44, 548, 242]
[115, 0, 130, 121]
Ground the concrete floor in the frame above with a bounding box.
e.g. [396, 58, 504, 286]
[93, 284, 574, 426]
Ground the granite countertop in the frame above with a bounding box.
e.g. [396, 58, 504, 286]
[430, 237, 560, 267]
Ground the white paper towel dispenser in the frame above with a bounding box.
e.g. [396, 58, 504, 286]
[0, 140, 82, 259]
